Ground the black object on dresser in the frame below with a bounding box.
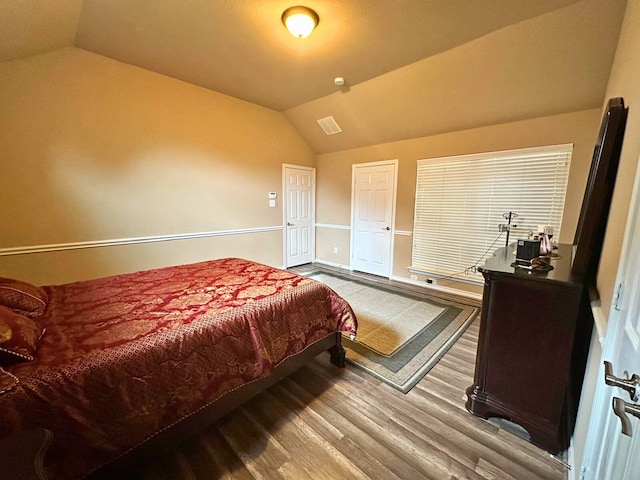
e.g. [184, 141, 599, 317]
[465, 97, 628, 454]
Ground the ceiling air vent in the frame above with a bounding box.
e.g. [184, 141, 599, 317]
[317, 116, 342, 135]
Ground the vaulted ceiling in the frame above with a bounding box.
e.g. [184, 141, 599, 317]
[0, 0, 628, 153]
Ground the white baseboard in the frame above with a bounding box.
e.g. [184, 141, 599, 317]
[312, 260, 482, 302]
[314, 258, 353, 270]
[390, 275, 482, 302]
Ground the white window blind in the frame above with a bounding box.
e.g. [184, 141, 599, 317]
[412, 144, 573, 282]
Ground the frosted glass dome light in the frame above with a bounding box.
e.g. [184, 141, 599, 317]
[282, 6, 319, 39]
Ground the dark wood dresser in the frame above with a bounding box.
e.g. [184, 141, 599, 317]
[465, 243, 593, 453]
[465, 98, 628, 453]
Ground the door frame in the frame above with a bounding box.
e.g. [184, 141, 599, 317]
[282, 164, 316, 268]
[350, 159, 398, 277]
[580, 153, 640, 479]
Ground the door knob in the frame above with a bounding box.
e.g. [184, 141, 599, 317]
[383, 226, 390, 231]
[287, 222, 295, 227]
[612, 397, 640, 436]
[604, 361, 640, 401]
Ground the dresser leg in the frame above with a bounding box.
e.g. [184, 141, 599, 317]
[465, 384, 491, 417]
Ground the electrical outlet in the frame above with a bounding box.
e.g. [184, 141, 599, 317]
[333, 247, 338, 254]
[426, 278, 436, 284]
[410, 274, 418, 280]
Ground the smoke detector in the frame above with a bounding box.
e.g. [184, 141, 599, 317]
[317, 115, 342, 135]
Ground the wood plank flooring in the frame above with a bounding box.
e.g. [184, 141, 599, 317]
[142, 320, 566, 480]
[135, 315, 567, 480]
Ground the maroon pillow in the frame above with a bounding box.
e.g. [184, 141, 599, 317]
[0, 278, 48, 317]
[0, 305, 46, 363]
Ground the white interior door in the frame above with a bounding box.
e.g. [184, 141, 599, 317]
[351, 161, 397, 277]
[582, 157, 640, 480]
[283, 165, 315, 267]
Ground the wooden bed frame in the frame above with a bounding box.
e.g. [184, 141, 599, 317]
[85, 332, 346, 479]
[1, 259, 356, 479]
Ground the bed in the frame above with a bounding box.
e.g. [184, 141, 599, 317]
[0, 258, 357, 479]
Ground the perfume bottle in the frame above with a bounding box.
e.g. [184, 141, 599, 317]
[538, 225, 552, 255]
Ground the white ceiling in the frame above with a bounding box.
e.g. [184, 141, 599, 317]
[0, 0, 628, 153]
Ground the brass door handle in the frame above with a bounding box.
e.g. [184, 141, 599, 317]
[605, 361, 640, 401]
[612, 397, 640, 436]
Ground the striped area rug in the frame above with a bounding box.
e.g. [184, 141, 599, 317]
[306, 270, 479, 393]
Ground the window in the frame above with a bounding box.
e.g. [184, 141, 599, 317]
[412, 144, 573, 283]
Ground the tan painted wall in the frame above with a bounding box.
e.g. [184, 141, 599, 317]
[595, 1, 640, 316]
[0, 232, 284, 286]
[315, 227, 351, 268]
[0, 47, 315, 284]
[316, 108, 602, 288]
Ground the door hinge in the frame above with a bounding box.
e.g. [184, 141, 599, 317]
[614, 282, 624, 311]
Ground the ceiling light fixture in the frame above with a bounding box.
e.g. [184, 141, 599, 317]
[281, 6, 319, 39]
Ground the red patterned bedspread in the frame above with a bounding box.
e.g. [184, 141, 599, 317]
[0, 258, 356, 479]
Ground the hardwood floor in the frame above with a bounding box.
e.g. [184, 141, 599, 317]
[135, 316, 567, 480]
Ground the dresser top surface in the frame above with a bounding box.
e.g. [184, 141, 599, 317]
[479, 243, 582, 285]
